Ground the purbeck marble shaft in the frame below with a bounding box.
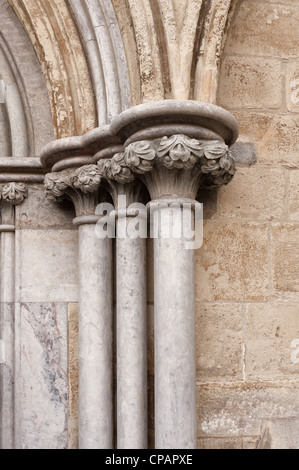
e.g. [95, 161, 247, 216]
[153, 203, 197, 449]
[0, 228, 15, 449]
[78, 223, 113, 449]
[116, 214, 147, 449]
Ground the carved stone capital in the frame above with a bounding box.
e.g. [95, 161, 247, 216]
[0, 182, 28, 206]
[44, 169, 73, 204]
[157, 135, 204, 170]
[199, 140, 236, 188]
[73, 164, 102, 194]
[124, 141, 156, 175]
[122, 135, 236, 199]
[98, 153, 135, 184]
[44, 164, 103, 217]
[41, 101, 239, 202]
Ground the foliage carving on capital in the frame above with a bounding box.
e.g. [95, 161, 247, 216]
[157, 134, 205, 170]
[200, 140, 236, 187]
[123, 135, 236, 189]
[45, 165, 104, 217]
[98, 153, 135, 184]
[0, 182, 28, 205]
[44, 138, 236, 206]
[124, 141, 156, 174]
[44, 169, 74, 204]
[73, 164, 102, 194]
[44, 164, 102, 205]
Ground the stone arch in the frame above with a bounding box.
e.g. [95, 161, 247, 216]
[192, 0, 241, 103]
[0, 0, 53, 156]
[0, 38, 27, 157]
[67, 0, 131, 125]
[110, 0, 241, 103]
[9, 0, 134, 137]
[6, 0, 242, 144]
[8, 0, 97, 139]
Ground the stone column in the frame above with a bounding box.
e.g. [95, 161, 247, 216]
[116, 213, 147, 449]
[100, 156, 148, 449]
[150, 198, 197, 448]
[0, 183, 27, 450]
[42, 101, 239, 450]
[45, 165, 114, 449]
[123, 134, 237, 449]
[76, 219, 113, 449]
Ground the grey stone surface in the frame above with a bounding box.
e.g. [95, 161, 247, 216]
[15, 184, 75, 231]
[14, 302, 68, 449]
[0, 43, 28, 157]
[197, 383, 299, 439]
[230, 142, 257, 166]
[78, 224, 113, 449]
[15, 229, 79, 303]
[257, 418, 299, 449]
[0, 207, 15, 449]
[5, 83, 28, 157]
[116, 216, 147, 449]
[110, 100, 239, 146]
[153, 203, 196, 449]
[0, 303, 14, 449]
[0, 102, 11, 156]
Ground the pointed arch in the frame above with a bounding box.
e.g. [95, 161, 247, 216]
[0, 0, 53, 156]
[110, 0, 241, 103]
[67, 0, 131, 125]
[192, 0, 241, 103]
[9, 0, 97, 138]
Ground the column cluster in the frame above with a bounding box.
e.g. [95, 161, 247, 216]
[0, 182, 27, 450]
[42, 100, 239, 450]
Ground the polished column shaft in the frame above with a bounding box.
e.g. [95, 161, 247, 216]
[116, 213, 147, 449]
[0, 224, 15, 449]
[0, 199, 18, 450]
[78, 222, 113, 449]
[153, 201, 196, 449]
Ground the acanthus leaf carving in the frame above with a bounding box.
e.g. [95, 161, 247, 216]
[0, 182, 28, 206]
[44, 170, 74, 204]
[45, 165, 103, 217]
[98, 153, 135, 184]
[73, 164, 102, 194]
[45, 165, 102, 204]
[200, 141, 236, 188]
[44, 137, 236, 207]
[157, 134, 204, 170]
[124, 141, 156, 174]
[123, 136, 236, 188]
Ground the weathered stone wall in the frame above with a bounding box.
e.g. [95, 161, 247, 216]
[13, 186, 78, 449]
[1, 0, 299, 450]
[195, 0, 299, 449]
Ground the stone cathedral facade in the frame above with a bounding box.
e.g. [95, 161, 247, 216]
[0, 0, 299, 450]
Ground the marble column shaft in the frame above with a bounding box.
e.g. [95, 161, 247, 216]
[0, 184, 27, 450]
[116, 213, 147, 449]
[44, 166, 115, 449]
[152, 202, 196, 449]
[42, 103, 239, 450]
[78, 222, 113, 449]
[0, 215, 15, 450]
[121, 130, 237, 449]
